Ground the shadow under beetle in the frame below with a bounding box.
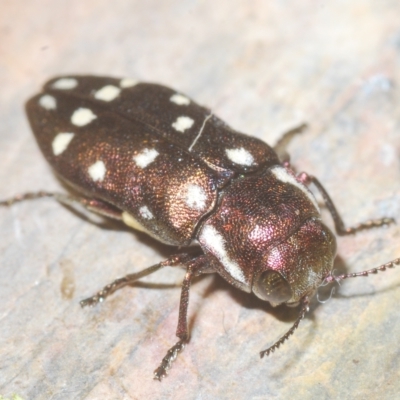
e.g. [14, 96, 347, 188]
[1, 76, 398, 380]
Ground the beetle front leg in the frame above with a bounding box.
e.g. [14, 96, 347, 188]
[298, 172, 395, 235]
[154, 255, 212, 381]
[273, 123, 308, 162]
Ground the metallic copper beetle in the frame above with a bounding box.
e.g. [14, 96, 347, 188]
[2, 76, 398, 380]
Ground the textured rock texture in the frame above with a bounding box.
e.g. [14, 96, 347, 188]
[1, 1, 400, 399]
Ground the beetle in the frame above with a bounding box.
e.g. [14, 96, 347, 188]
[1, 75, 398, 380]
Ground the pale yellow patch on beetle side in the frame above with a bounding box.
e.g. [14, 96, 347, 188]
[225, 148, 254, 166]
[133, 148, 159, 168]
[94, 85, 121, 102]
[71, 108, 97, 127]
[170, 93, 190, 106]
[120, 78, 138, 88]
[88, 160, 106, 182]
[172, 116, 194, 132]
[52, 132, 75, 156]
[122, 212, 157, 239]
[52, 78, 78, 90]
[39, 94, 56, 110]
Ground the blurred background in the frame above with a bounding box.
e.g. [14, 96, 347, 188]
[1, 1, 400, 399]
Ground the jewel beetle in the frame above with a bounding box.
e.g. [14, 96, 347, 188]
[2, 75, 398, 381]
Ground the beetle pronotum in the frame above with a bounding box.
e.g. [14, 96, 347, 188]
[1, 76, 398, 380]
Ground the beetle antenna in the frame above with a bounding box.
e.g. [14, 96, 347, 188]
[259, 296, 310, 358]
[325, 257, 400, 284]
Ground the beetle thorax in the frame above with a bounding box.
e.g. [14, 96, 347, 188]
[198, 166, 337, 305]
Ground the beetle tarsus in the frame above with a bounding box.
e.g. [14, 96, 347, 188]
[80, 277, 130, 307]
[153, 340, 186, 381]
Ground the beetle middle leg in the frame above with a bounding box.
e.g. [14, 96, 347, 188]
[298, 172, 395, 235]
[0, 191, 124, 220]
[80, 253, 194, 307]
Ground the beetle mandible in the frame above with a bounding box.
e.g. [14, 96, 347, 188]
[1, 76, 398, 380]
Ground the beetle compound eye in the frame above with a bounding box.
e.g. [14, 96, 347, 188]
[255, 270, 292, 303]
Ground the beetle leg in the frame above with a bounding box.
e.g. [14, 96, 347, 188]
[0, 191, 54, 206]
[154, 255, 212, 381]
[81, 253, 213, 379]
[273, 123, 308, 162]
[80, 253, 194, 307]
[0, 191, 123, 220]
[297, 173, 395, 235]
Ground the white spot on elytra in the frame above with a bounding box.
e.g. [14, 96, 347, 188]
[94, 85, 121, 102]
[52, 78, 78, 90]
[172, 116, 194, 132]
[39, 94, 56, 110]
[120, 78, 138, 88]
[52, 132, 74, 156]
[199, 225, 246, 284]
[170, 93, 190, 106]
[133, 148, 159, 168]
[271, 166, 320, 211]
[139, 206, 154, 220]
[88, 160, 106, 182]
[185, 184, 207, 211]
[71, 108, 97, 127]
[225, 148, 254, 166]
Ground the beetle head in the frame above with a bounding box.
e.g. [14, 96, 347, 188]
[252, 218, 336, 306]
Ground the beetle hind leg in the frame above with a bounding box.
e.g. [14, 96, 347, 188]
[298, 173, 395, 235]
[0, 191, 124, 221]
[0, 191, 58, 207]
